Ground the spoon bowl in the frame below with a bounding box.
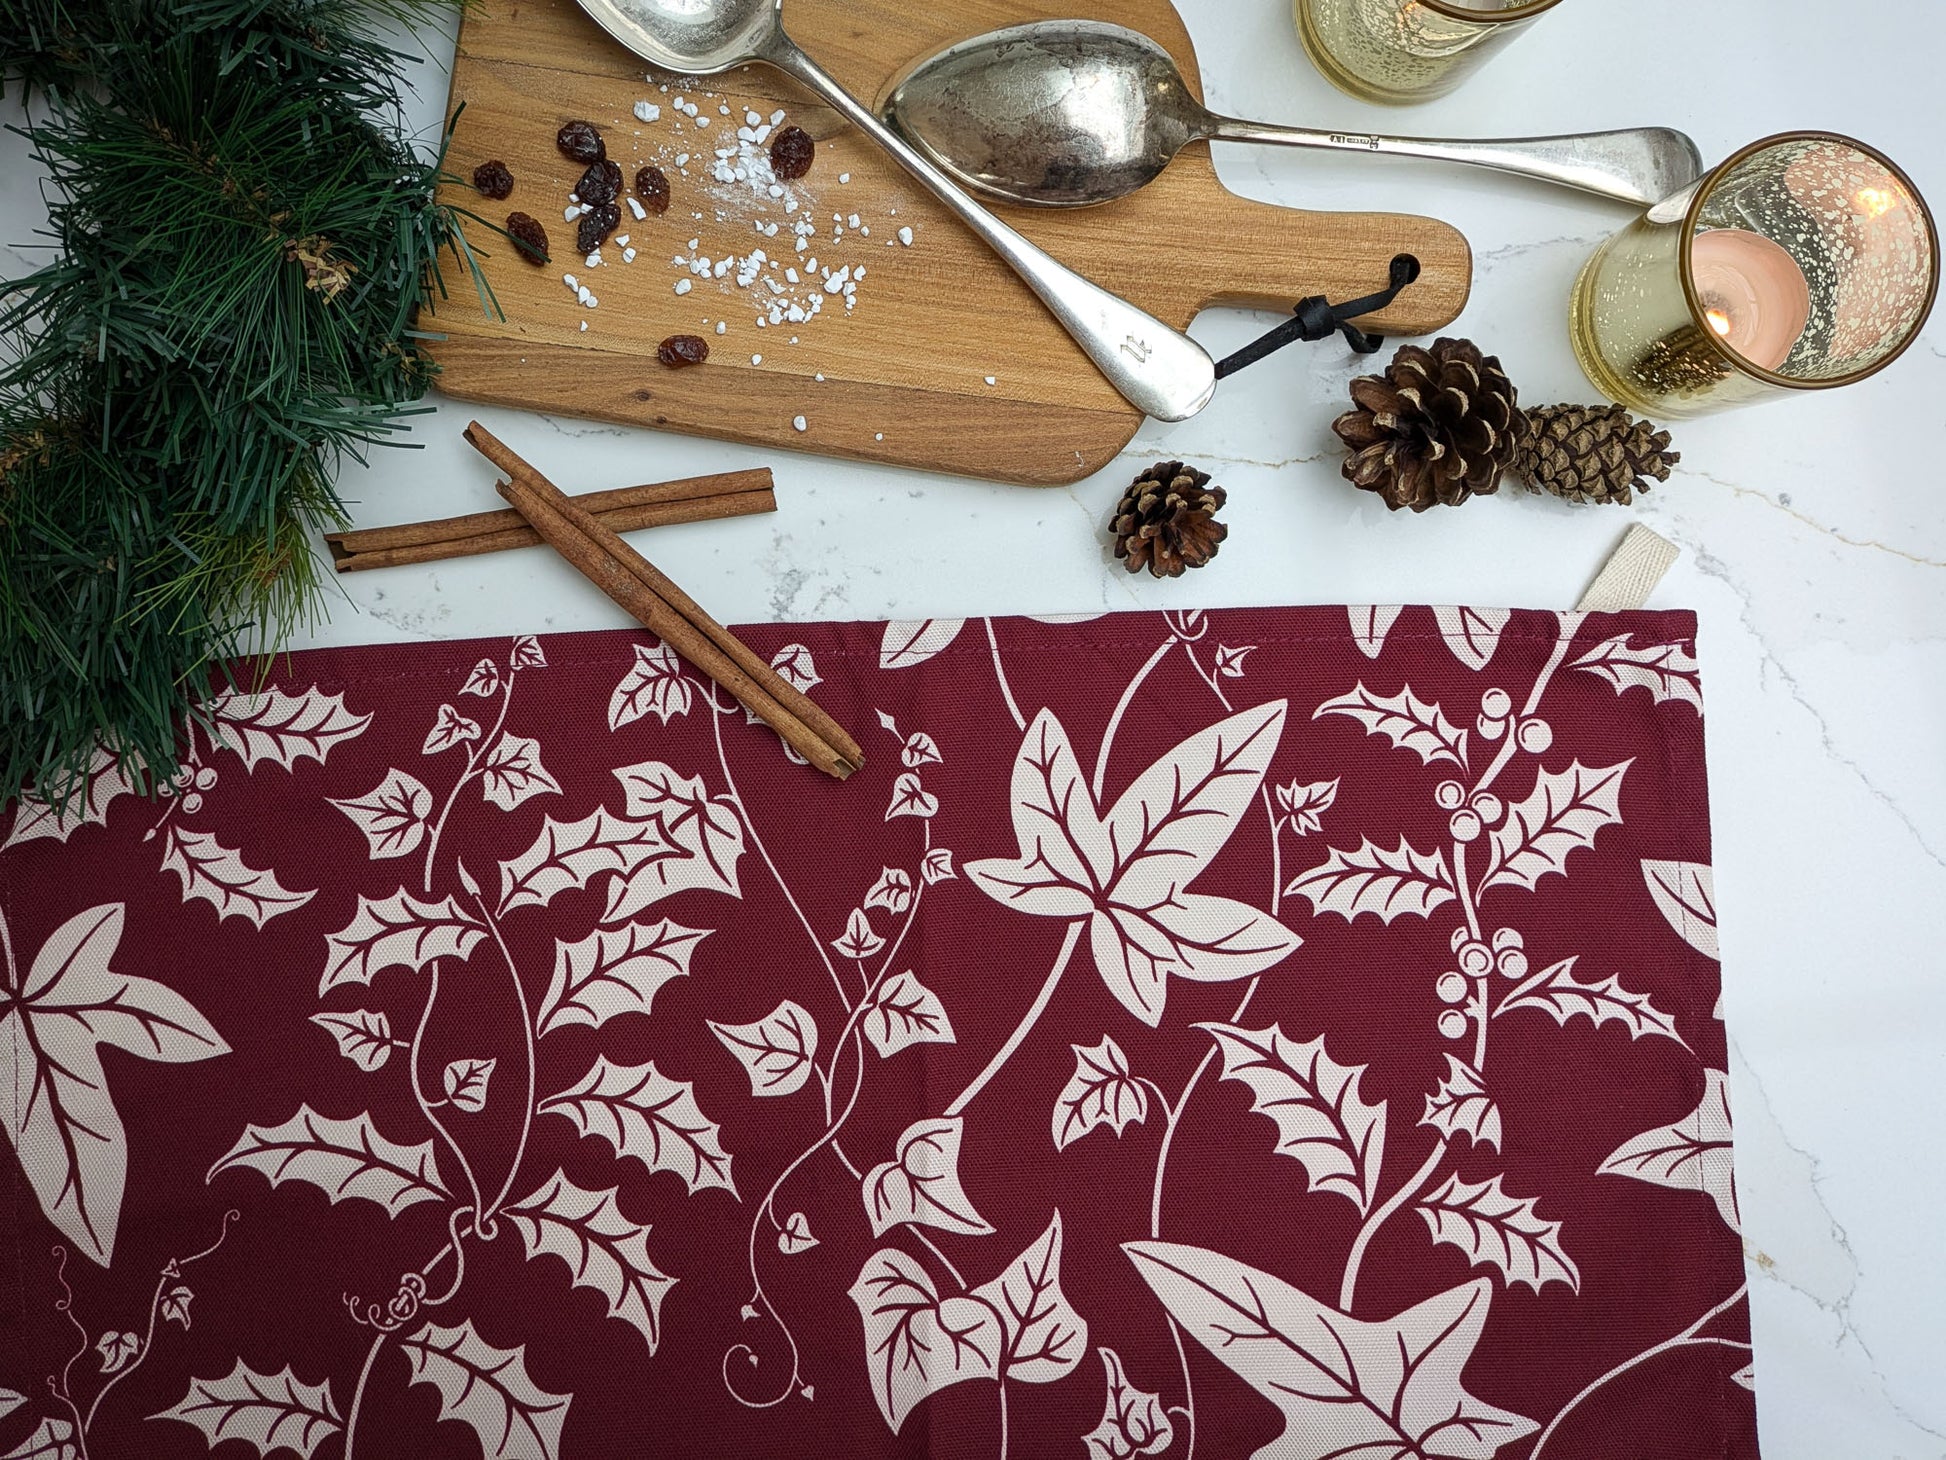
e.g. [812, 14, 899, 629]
[580, 0, 779, 74]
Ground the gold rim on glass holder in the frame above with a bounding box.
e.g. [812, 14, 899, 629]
[1412, 0, 1565, 22]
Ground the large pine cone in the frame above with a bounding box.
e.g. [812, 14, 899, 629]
[1332, 337, 1527, 512]
[1510, 403, 1679, 506]
[1111, 462, 1227, 578]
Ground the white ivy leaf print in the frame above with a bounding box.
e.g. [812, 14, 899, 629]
[538, 919, 709, 1035]
[443, 1057, 497, 1113]
[3, 745, 132, 849]
[1315, 684, 1468, 768]
[1433, 605, 1510, 671]
[478, 734, 562, 812]
[161, 1285, 193, 1329]
[504, 1171, 676, 1352]
[885, 772, 939, 821]
[1481, 760, 1632, 894]
[1273, 778, 1338, 836]
[877, 709, 900, 734]
[0, 1418, 77, 1460]
[1084, 1348, 1174, 1460]
[604, 761, 746, 920]
[207, 686, 371, 771]
[399, 1320, 570, 1460]
[920, 848, 957, 884]
[150, 1361, 342, 1459]
[160, 826, 315, 927]
[1052, 1037, 1149, 1151]
[848, 1247, 1002, 1433]
[1349, 605, 1402, 660]
[901, 732, 943, 769]
[1642, 859, 1719, 961]
[1285, 836, 1455, 924]
[768, 642, 820, 691]
[96, 1330, 140, 1373]
[1732, 1363, 1757, 1391]
[862, 973, 955, 1058]
[1496, 956, 1686, 1047]
[1213, 644, 1254, 677]
[970, 1211, 1087, 1382]
[319, 891, 487, 995]
[498, 810, 677, 917]
[832, 908, 885, 960]
[1199, 1022, 1387, 1213]
[1124, 1245, 1537, 1460]
[1416, 1173, 1580, 1293]
[422, 704, 482, 757]
[862, 1115, 994, 1237]
[608, 641, 694, 729]
[510, 634, 548, 670]
[327, 769, 433, 860]
[777, 1211, 819, 1254]
[0, 1389, 24, 1422]
[1420, 1056, 1502, 1150]
[1571, 633, 1703, 712]
[970, 710, 1108, 914]
[308, 1010, 395, 1071]
[463, 657, 502, 697]
[207, 1106, 449, 1216]
[879, 618, 965, 669]
[1598, 1068, 1740, 1231]
[709, 1000, 820, 1096]
[863, 866, 915, 916]
[2, 903, 229, 1265]
[538, 1057, 736, 1196]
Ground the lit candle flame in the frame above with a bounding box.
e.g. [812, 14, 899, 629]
[1705, 307, 1733, 338]
[1854, 185, 1898, 218]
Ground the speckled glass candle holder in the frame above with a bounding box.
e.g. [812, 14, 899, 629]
[1570, 133, 1937, 419]
[1294, 0, 1562, 105]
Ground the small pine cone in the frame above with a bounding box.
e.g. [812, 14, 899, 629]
[1111, 462, 1228, 578]
[1332, 337, 1527, 512]
[1510, 403, 1680, 506]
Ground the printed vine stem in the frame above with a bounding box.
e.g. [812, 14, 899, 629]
[1091, 637, 1176, 799]
[420, 666, 520, 885]
[47, 1246, 94, 1460]
[472, 887, 539, 1227]
[943, 919, 1084, 1119]
[342, 1332, 387, 1460]
[984, 618, 1028, 733]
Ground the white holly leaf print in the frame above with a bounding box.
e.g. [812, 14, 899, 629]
[1416, 1173, 1580, 1293]
[1315, 684, 1468, 768]
[971, 1211, 1087, 1382]
[478, 734, 562, 811]
[849, 1247, 1001, 1433]
[151, 1362, 342, 1460]
[538, 919, 709, 1035]
[400, 1320, 570, 1460]
[879, 618, 965, 669]
[207, 1106, 449, 1216]
[308, 1010, 395, 1072]
[207, 686, 371, 772]
[608, 641, 694, 729]
[920, 848, 957, 884]
[885, 772, 939, 821]
[0, 1389, 23, 1422]
[1420, 1056, 1502, 1151]
[539, 1057, 736, 1196]
[505, 1172, 676, 1352]
[1482, 759, 1632, 894]
[2, 904, 228, 1265]
[709, 1001, 819, 1096]
[1732, 1363, 1757, 1391]
[422, 704, 482, 757]
[444, 1057, 497, 1113]
[1642, 859, 1719, 961]
[1273, 777, 1338, 836]
[862, 1116, 994, 1238]
[1496, 956, 1686, 1047]
[0, 1418, 77, 1460]
[161, 826, 315, 927]
[604, 761, 746, 920]
[1125, 1245, 1537, 1460]
[1598, 1068, 1740, 1231]
[1433, 605, 1511, 671]
[832, 908, 885, 960]
[498, 810, 677, 916]
[862, 973, 955, 1058]
[863, 866, 915, 916]
[1571, 632, 1703, 712]
[777, 1211, 819, 1254]
[161, 1285, 193, 1329]
[1199, 1022, 1387, 1213]
[327, 769, 433, 860]
[768, 642, 820, 691]
[1213, 644, 1255, 677]
[1084, 1348, 1174, 1460]
[901, 732, 943, 769]
[3, 745, 133, 849]
[510, 634, 548, 670]
[96, 1330, 140, 1373]
[319, 891, 486, 995]
[463, 657, 502, 697]
[1052, 1038, 1149, 1151]
[1286, 836, 1455, 924]
[1349, 605, 1402, 660]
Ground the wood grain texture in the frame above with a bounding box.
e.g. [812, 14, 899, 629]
[428, 0, 1472, 484]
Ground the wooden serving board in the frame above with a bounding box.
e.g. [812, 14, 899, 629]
[428, 0, 1472, 484]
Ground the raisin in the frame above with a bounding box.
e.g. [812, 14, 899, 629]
[504, 212, 549, 264]
[575, 159, 622, 207]
[633, 165, 671, 215]
[472, 159, 514, 199]
[575, 203, 620, 254]
[657, 334, 709, 367]
[556, 119, 605, 164]
[768, 125, 814, 181]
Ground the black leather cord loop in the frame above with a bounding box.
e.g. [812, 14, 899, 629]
[1213, 254, 1422, 379]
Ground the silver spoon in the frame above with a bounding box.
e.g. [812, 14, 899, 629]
[882, 21, 1703, 209]
[571, 0, 1216, 422]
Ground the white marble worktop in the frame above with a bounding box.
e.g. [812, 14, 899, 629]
[4, 0, 1942, 1451]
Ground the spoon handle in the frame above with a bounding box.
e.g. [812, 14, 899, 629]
[760, 32, 1216, 422]
[1205, 117, 1702, 207]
